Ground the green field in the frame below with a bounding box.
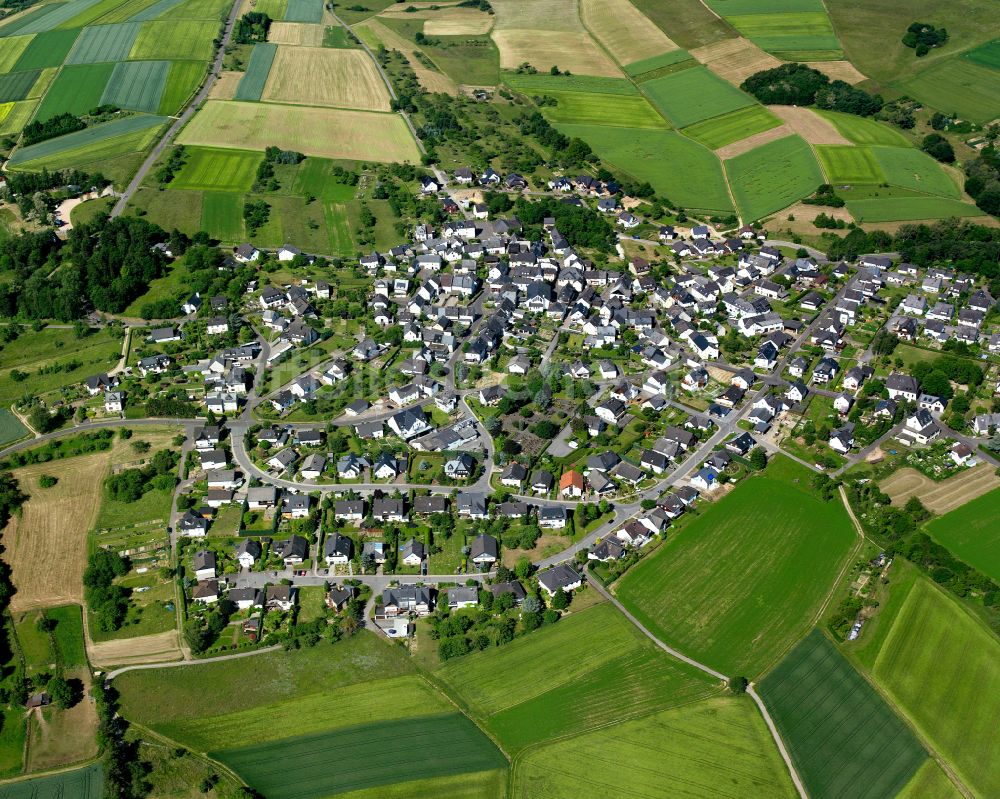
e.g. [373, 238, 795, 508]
[171, 146, 261, 190]
[64, 21, 139, 63]
[870, 145, 960, 197]
[8, 113, 165, 167]
[322, 24, 355, 48]
[330, 771, 506, 799]
[233, 41, 276, 100]
[898, 57, 1000, 123]
[284, 0, 322, 22]
[846, 197, 984, 222]
[617, 457, 856, 677]
[0, 409, 28, 446]
[513, 697, 796, 799]
[624, 48, 691, 77]
[14, 0, 104, 34]
[629, 0, 733, 49]
[897, 760, 964, 799]
[201, 191, 244, 241]
[726, 12, 840, 55]
[0, 70, 39, 103]
[290, 157, 357, 200]
[816, 144, 885, 184]
[100, 58, 169, 112]
[130, 18, 217, 59]
[925, 488, 1000, 581]
[681, 104, 781, 149]
[963, 38, 1000, 70]
[126, 186, 203, 235]
[871, 578, 1000, 798]
[760, 630, 926, 799]
[814, 109, 912, 147]
[33, 61, 113, 120]
[11, 27, 80, 69]
[214, 714, 506, 799]
[503, 72, 638, 95]
[0, 34, 31, 71]
[45, 604, 88, 668]
[0, 763, 103, 798]
[0, 6, 63, 37]
[536, 90, 666, 128]
[557, 123, 732, 212]
[0, 101, 37, 135]
[726, 134, 824, 221]
[641, 65, 755, 128]
[158, 59, 204, 113]
[130, 0, 186, 20]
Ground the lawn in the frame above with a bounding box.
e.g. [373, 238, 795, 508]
[963, 37, 1000, 70]
[129, 18, 218, 60]
[816, 144, 885, 184]
[512, 697, 796, 799]
[641, 65, 756, 128]
[171, 146, 261, 190]
[0, 763, 103, 798]
[814, 109, 911, 147]
[8, 113, 165, 168]
[846, 197, 983, 222]
[681, 104, 781, 149]
[213, 714, 506, 799]
[200, 191, 244, 241]
[99, 58, 169, 113]
[556, 123, 732, 213]
[726, 134, 824, 221]
[233, 41, 276, 101]
[535, 90, 667, 128]
[898, 57, 1000, 123]
[759, 630, 926, 799]
[65, 21, 140, 64]
[871, 577, 1000, 798]
[870, 145, 960, 197]
[925, 487, 1000, 581]
[616, 456, 857, 677]
[31, 62, 112, 120]
[11, 27, 80, 69]
[502, 72, 638, 95]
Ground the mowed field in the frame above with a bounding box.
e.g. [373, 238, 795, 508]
[871, 578, 1000, 799]
[726, 134, 824, 221]
[898, 58, 1000, 124]
[682, 104, 782, 149]
[760, 630, 926, 799]
[261, 47, 391, 111]
[170, 145, 261, 190]
[579, 0, 678, 66]
[817, 145, 885, 184]
[814, 109, 909, 146]
[615, 457, 857, 677]
[924, 484, 1000, 583]
[641, 65, 755, 128]
[536, 90, 666, 128]
[847, 197, 984, 222]
[177, 100, 422, 162]
[511, 697, 796, 799]
[881, 463, 1000, 516]
[705, 0, 841, 58]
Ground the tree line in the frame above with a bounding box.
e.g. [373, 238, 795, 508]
[741, 63, 883, 117]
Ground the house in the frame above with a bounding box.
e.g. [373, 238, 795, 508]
[559, 470, 585, 498]
[500, 462, 527, 488]
[84, 373, 117, 396]
[230, 587, 262, 610]
[457, 492, 488, 519]
[268, 447, 298, 473]
[266, 584, 296, 611]
[829, 423, 855, 453]
[538, 506, 567, 529]
[444, 453, 476, 479]
[413, 495, 447, 515]
[247, 486, 277, 510]
[177, 511, 209, 538]
[886, 373, 920, 402]
[372, 452, 399, 481]
[324, 532, 353, 565]
[595, 399, 626, 425]
[401, 539, 426, 566]
[149, 326, 181, 344]
[448, 586, 479, 610]
[388, 407, 431, 440]
[300, 453, 326, 480]
[381, 585, 432, 616]
[273, 534, 308, 565]
[104, 390, 124, 413]
[193, 550, 217, 580]
[281, 492, 311, 519]
[690, 466, 719, 492]
[469, 534, 498, 567]
[537, 564, 582, 596]
[531, 469, 554, 494]
[950, 442, 975, 467]
[589, 537, 627, 562]
[901, 409, 940, 445]
[193, 580, 219, 604]
[372, 498, 406, 521]
[234, 243, 260, 263]
[335, 499, 365, 521]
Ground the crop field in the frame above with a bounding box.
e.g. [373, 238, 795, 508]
[0, 34, 31, 71]
[214, 714, 506, 799]
[131, 0, 187, 19]
[94, 0, 161, 23]
[64, 21, 139, 63]
[129, 18, 217, 59]
[158, 59, 204, 113]
[0, 101, 36, 135]
[579, 0, 678, 66]
[925, 487, 1000, 581]
[681, 104, 781, 149]
[0, 409, 28, 446]
[847, 197, 983, 222]
[872, 578, 1000, 798]
[354, 19, 460, 93]
[11, 28, 80, 70]
[291, 157, 356, 200]
[726, 134, 824, 221]
[690, 37, 782, 85]
[881, 463, 1000, 516]
[629, 0, 733, 50]
[33, 62, 113, 119]
[267, 20, 324, 45]
[897, 761, 964, 799]
[536, 90, 666, 128]
[233, 42, 276, 100]
[0, 70, 39, 103]
[177, 100, 422, 162]
[331, 771, 507, 799]
[504, 73, 638, 95]
[899, 58, 1000, 123]
[617, 457, 856, 677]
[814, 109, 910, 146]
[726, 12, 841, 55]
[766, 104, 848, 145]
[200, 191, 243, 240]
[871, 146, 960, 197]
[170, 146, 260, 190]
[99, 58, 168, 112]
[261, 47, 391, 111]
[623, 49, 691, 77]
[284, 0, 322, 23]
[512, 698, 796, 799]
[9, 114, 165, 167]
[963, 38, 1000, 70]
[421, 7, 493, 35]
[816, 144, 885, 184]
[13, 0, 104, 34]
[0, 763, 103, 799]
[493, 29, 621, 76]
[641, 66, 755, 128]
[760, 630, 926, 799]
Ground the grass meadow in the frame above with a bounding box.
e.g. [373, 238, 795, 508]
[871, 145, 960, 197]
[171, 146, 260, 190]
[624, 48, 692, 77]
[872, 578, 1000, 798]
[629, 0, 734, 50]
[11, 28, 81, 70]
[815, 109, 911, 146]
[726, 134, 823, 221]
[158, 59, 205, 113]
[33, 62, 113, 120]
[284, 0, 323, 23]
[129, 18, 218, 60]
[201, 191, 243, 241]
[681, 104, 781, 149]
[512, 697, 796, 799]
[816, 144, 885, 184]
[896, 760, 964, 799]
[8, 114, 165, 168]
[536, 90, 666, 128]
[898, 58, 1000, 123]
[760, 630, 926, 799]
[616, 456, 856, 677]
[234, 42, 276, 100]
[963, 38, 1000, 70]
[641, 65, 755, 128]
[925, 487, 1000, 581]
[847, 197, 983, 222]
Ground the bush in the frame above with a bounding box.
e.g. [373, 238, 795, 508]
[38, 474, 57, 488]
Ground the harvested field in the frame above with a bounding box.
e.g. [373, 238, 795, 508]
[2, 453, 110, 612]
[357, 19, 457, 94]
[267, 20, 324, 45]
[714, 122, 793, 158]
[417, 8, 493, 35]
[261, 46, 391, 111]
[493, 29, 622, 76]
[768, 104, 849, 144]
[491, 0, 580, 31]
[691, 37, 782, 85]
[88, 629, 182, 666]
[26, 676, 99, 771]
[177, 100, 422, 162]
[580, 0, 678, 65]
[208, 69, 242, 99]
[882, 463, 1000, 515]
[805, 59, 867, 84]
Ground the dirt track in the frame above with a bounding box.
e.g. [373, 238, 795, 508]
[880, 463, 1000, 515]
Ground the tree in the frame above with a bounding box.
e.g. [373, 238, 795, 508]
[748, 447, 768, 471]
[514, 557, 532, 581]
[47, 676, 76, 709]
[550, 588, 569, 610]
[38, 474, 57, 488]
[921, 133, 955, 163]
[728, 676, 748, 694]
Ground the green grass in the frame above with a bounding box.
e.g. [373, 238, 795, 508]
[896, 760, 964, 799]
[422, 35, 500, 86]
[201, 191, 244, 241]
[125, 187, 203, 238]
[726, 134, 824, 222]
[624, 48, 691, 76]
[255, 0, 286, 18]
[291, 157, 356, 200]
[0, 409, 28, 446]
[870, 145, 960, 198]
[99, 58, 169, 112]
[214, 713, 506, 799]
[332, 771, 507, 799]
[963, 38, 1000, 70]
[846, 197, 984, 222]
[503, 72, 638, 95]
[816, 144, 885, 184]
[641, 65, 755, 128]
[32, 61, 113, 120]
[814, 109, 912, 147]
[617, 457, 856, 677]
[130, 0, 185, 21]
[0, 5, 66, 38]
[726, 11, 840, 55]
[284, 0, 322, 22]
[760, 629, 926, 799]
[323, 24, 356, 48]
[0, 33, 31, 71]
[556, 123, 732, 212]
[233, 41, 276, 101]
[158, 59, 205, 114]
[512, 697, 796, 799]
[871, 578, 1000, 799]
[93, 485, 173, 531]
[629, 0, 734, 49]
[11, 27, 80, 69]
[64, 21, 140, 63]
[681, 104, 781, 149]
[898, 57, 1000, 123]
[15, 0, 103, 34]
[0, 762, 102, 798]
[0, 707, 24, 777]
[0, 70, 40, 103]
[0, 100, 37, 136]
[324, 201, 354, 256]
[45, 604, 87, 668]
[130, 18, 218, 60]
[171, 146, 261, 190]
[536, 90, 666, 128]
[925, 488, 1000, 582]
[9, 114, 165, 167]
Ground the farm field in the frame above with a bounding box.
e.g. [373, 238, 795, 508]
[129, 18, 217, 60]
[234, 42, 276, 101]
[579, 0, 679, 66]
[681, 104, 781, 149]
[511, 697, 796, 799]
[925, 487, 1000, 581]
[629, 0, 734, 50]
[492, 29, 621, 76]
[268, 20, 324, 45]
[870, 145, 960, 197]
[170, 146, 260, 190]
[284, 0, 322, 23]
[0, 763, 103, 799]
[201, 191, 243, 241]
[330, 771, 507, 799]
[871, 578, 1000, 799]
[616, 457, 856, 677]
[158, 59, 205, 113]
[847, 197, 984, 222]
[65, 21, 139, 64]
[896, 760, 964, 799]
[691, 36, 782, 85]
[0, 410, 28, 446]
[534, 90, 666, 128]
[100, 58, 169, 112]
[769, 104, 850, 145]
[624, 49, 692, 77]
[963, 38, 1000, 70]
[503, 73, 638, 95]
[177, 100, 422, 162]
[33, 62, 113, 120]
[555, 124, 733, 213]
[816, 144, 885, 184]
[421, 7, 493, 35]
[354, 19, 461, 93]
[0, 70, 41, 103]
[704, 0, 841, 57]
[641, 65, 755, 128]
[726, 134, 824, 221]
[760, 630, 926, 799]
[261, 47, 391, 111]
[8, 114, 165, 168]
[898, 58, 1000, 124]
[814, 109, 911, 146]
[11, 28, 81, 70]
[880, 463, 1000, 516]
